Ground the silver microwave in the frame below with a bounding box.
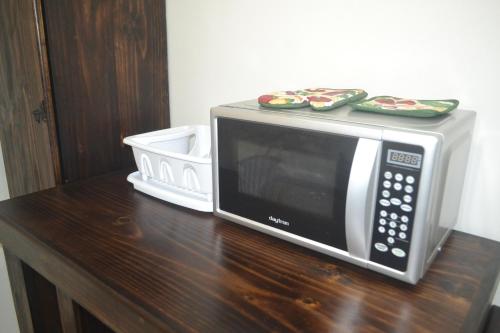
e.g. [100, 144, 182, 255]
[210, 100, 475, 284]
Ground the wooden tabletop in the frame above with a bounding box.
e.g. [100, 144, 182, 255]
[0, 170, 499, 333]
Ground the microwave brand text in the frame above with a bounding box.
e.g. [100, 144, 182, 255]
[269, 216, 290, 226]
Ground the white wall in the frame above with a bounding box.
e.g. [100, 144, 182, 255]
[165, 0, 500, 304]
[0, 141, 20, 333]
[0, 141, 8, 201]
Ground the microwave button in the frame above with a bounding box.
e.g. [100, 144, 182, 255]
[379, 199, 390, 207]
[390, 198, 402, 206]
[387, 237, 395, 244]
[393, 183, 402, 191]
[401, 204, 413, 212]
[380, 210, 388, 217]
[404, 185, 414, 193]
[383, 180, 391, 189]
[391, 248, 406, 258]
[399, 232, 407, 239]
[382, 190, 390, 198]
[389, 221, 397, 229]
[395, 173, 403, 181]
[401, 215, 409, 223]
[378, 226, 386, 234]
[406, 175, 415, 184]
[379, 218, 387, 225]
[403, 195, 412, 203]
[390, 212, 398, 220]
[375, 243, 388, 252]
[388, 229, 396, 236]
[400, 224, 408, 231]
[384, 171, 393, 179]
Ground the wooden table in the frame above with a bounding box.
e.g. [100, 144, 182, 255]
[0, 170, 499, 333]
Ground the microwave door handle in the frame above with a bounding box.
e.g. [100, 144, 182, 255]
[345, 138, 381, 260]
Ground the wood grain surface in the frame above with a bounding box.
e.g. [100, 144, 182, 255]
[33, 0, 62, 184]
[0, 0, 56, 197]
[4, 249, 35, 333]
[56, 287, 79, 333]
[0, 170, 499, 333]
[42, 0, 169, 183]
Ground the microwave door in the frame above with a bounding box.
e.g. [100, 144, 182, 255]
[345, 139, 381, 260]
[216, 118, 358, 251]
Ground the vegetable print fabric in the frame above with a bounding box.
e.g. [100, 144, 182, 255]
[350, 96, 459, 117]
[258, 88, 367, 111]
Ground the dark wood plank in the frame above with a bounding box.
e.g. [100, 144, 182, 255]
[0, 0, 56, 197]
[33, 0, 62, 184]
[42, 0, 169, 183]
[56, 288, 80, 333]
[0, 170, 499, 333]
[4, 249, 34, 333]
[0, 210, 172, 333]
[22, 264, 63, 333]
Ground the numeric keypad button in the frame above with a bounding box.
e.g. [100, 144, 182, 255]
[403, 195, 412, 203]
[383, 181, 391, 189]
[390, 213, 398, 220]
[380, 210, 387, 217]
[378, 226, 386, 234]
[379, 218, 387, 225]
[404, 185, 414, 193]
[401, 215, 409, 223]
[406, 176, 415, 184]
[394, 183, 402, 191]
[382, 190, 390, 198]
[395, 173, 403, 181]
[384, 171, 393, 179]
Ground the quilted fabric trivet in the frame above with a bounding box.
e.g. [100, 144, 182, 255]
[258, 88, 367, 111]
[350, 96, 459, 117]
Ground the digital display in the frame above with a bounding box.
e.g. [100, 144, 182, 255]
[387, 149, 422, 168]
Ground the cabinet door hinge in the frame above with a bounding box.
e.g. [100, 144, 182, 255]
[32, 101, 47, 123]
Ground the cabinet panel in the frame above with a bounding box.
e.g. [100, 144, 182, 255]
[0, 0, 56, 197]
[43, 0, 170, 182]
[23, 264, 63, 333]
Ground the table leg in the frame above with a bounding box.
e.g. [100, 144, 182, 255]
[56, 287, 81, 333]
[4, 249, 34, 333]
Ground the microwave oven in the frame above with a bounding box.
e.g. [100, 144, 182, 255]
[210, 100, 475, 284]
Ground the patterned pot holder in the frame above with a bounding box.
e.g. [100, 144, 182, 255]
[350, 96, 459, 117]
[258, 88, 367, 111]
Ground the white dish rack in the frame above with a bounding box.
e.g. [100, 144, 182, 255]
[123, 125, 213, 212]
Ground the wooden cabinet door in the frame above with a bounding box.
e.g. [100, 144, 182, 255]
[43, 0, 170, 183]
[0, 0, 57, 197]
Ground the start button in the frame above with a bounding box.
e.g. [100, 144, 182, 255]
[391, 248, 406, 258]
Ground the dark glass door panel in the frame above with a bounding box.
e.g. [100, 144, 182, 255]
[217, 118, 358, 250]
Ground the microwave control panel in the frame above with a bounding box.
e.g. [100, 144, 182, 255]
[369, 142, 424, 272]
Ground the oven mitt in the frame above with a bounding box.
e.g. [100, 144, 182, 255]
[299, 88, 367, 111]
[257, 91, 310, 109]
[350, 96, 459, 118]
[258, 88, 367, 111]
